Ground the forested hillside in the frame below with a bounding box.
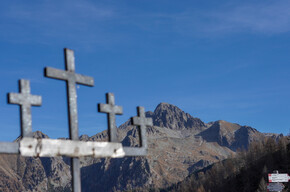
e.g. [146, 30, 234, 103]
[162, 136, 290, 192]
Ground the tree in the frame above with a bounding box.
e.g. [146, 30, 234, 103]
[265, 137, 276, 154]
[256, 178, 267, 192]
[196, 185, 206, 192]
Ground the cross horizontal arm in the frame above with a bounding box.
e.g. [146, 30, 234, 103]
[28, 95, 42, 106]
[98, 103, 123, 114]
[8, 94, 41, 106]
[0, 142, 19, 154]
[8, 93, 23, 104]
[132, 116, 153, 126]
[75, 74, 94, 86]
[123, 147, 146, 156]
[45, 67, 69, 80]
[20, 138, 125, 158]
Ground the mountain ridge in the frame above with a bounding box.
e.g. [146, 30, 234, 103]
[0, 102, 283, 192]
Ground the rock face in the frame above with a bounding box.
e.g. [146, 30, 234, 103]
[0, 103, 278, 191]
[198, 120, 241, 147]
[152, 103, 206, 133]
[198, 120, 265, 151]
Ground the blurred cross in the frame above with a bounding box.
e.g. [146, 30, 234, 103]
[98, 93, 123, 142]
[131, 106, 153, 150]
[45, 48, 94, 192]
[8, 79, 42, 137]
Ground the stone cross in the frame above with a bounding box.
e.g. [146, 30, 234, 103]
[98, 93, 123, 142]
[123, 106, 153, 156]
[132, 106, 152, 148]
[8, 79, 42, 137]
[45, 48, 94, 192]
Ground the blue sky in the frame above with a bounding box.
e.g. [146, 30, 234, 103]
[0, 0, 290, 141]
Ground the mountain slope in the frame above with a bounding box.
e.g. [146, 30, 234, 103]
[0, 103, 279, 191]
[198, 120, 266, 151]
[163, 137, 290, 192]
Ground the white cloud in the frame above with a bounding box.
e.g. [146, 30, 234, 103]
[0, 0, 117, 48]
[2, 0, 290, 47]
[124, 1, 290, 37]
[173, 1, 290, 36]
[208, 1, 290, 34]
[4, 0, 114, 23]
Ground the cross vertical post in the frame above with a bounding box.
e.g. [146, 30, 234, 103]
[45, 48, 94, 192]
[8, 79, 42, 137]
[98, 93, 123, 142]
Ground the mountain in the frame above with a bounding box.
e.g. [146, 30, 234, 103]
[0, 103, 281, 191]
[198, 120, 266, 151]
[152, 103, 206, 133]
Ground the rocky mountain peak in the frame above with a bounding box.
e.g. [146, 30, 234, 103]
[15, 131, 49, 142]
[33, 131, 49, 139]
[198, 120, 242, 149]
[154, 102, 177, 112]
[152, 102, 206, 131]
[215, 120, 241, 133]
